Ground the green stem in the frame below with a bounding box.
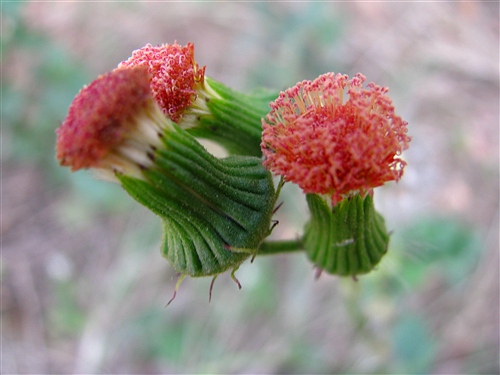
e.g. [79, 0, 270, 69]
[258, 239, 304, 255]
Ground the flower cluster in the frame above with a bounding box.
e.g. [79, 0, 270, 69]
[56, 40, 412, 296]
[56, 43, 276, 288]
[261, 73, 410, 205]
[117, 42, 205, 122]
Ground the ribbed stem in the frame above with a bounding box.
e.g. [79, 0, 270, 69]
[258, 239, 304, 255]
[304, 193, 389, 276]
[117, 124, 276, 277]
[186, 77, 278, 157]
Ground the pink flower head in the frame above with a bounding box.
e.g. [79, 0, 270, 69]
[118, 42, 205, 122]
[261, 73, 411, 205]
[56, 66, 159, 174]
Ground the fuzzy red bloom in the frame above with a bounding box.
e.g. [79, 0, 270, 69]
[118, 42, 205, 122]
[56, 66, 156, 173]
[261, 73, 411, 205]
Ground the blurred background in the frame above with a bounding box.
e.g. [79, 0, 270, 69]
[2, 2, 499, 374]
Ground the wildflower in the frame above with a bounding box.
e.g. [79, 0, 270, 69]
[56, 66, 169, 180]
[56, 66, 276, 282]
[261, 72, 411, 276]
[117, 42, 204, 123]
[118, 42, 277, 156]
[261, 72, 410, 206]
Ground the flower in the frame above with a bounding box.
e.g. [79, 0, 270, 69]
[56, 66, 172, 181]
[55, 65, 276, 281]
[117, 42, 205, 123]
[261, 73, 411, 205]
[118, 42, 277, 157]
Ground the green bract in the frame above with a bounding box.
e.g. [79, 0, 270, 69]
[304, 193, 390, 276]
[182, 77, 278, 157]
[118, 123, 276, 277]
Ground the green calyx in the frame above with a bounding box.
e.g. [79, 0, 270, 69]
[185, 77, 278, 157]
[304, 193, 390, 276]
[117, 123, 276, 277]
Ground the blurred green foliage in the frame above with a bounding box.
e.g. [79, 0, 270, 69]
[91, 212, 483, 373]
[49, 280, 87, 337]
[3, 2, 494, 373]
[3, 3, 136, 213]
[393, 314, 436, 373]
[397, 217, 481, 286]
[3, 3, 89, 169]
[249, 2, 346, 88]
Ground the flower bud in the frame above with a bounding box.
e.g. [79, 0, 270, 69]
[118, 42, 277, 156]
[56, 66, 277, 278]
[261, 72, 410, 275]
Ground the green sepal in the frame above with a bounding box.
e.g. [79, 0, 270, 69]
[304, 193, 390, 276]
[116, 125, 276, 277]
[187, 77, 278, 157]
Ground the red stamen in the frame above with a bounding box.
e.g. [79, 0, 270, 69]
[56, 66, 152, 171]
[261, 73, 411, 205]
[118, 42, 205, 122]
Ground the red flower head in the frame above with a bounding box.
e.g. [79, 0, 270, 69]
[117, 42, 205, 122]
[56, 66, 169, 179]
[261, 73, 411, 205]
